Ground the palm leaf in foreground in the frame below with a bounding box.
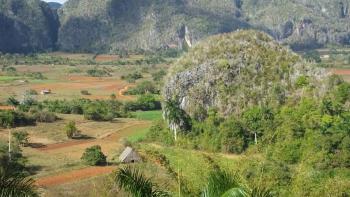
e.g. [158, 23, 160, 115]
[115, 166, 169, 197]
[202, 169, 249, 197]
[202, 169, 273, 197]
[0, 169, 38, 197]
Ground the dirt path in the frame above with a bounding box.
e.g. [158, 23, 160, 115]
[118, 85, 135, 100]
[35, 166, 117, 187]
[332, 68, 350, 75]
[0, 106, 15, 110]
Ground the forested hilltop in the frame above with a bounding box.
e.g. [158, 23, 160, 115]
[156, 30, 350, 196]
[1, 0, 350, 53]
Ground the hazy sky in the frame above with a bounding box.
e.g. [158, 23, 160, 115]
[43, 0, 67, 4]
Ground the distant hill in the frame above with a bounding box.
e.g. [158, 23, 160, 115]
[164, 30, 328, 122]
[0, 0, 59, 53]
[57, 0, 249, 52]
[242, 0, 350, 50]
[57, 0, 350, 52]
[1, 0, 350, 53]
[47, 2, 62, 9]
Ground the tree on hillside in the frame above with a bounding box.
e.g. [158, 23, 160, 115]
[163, 99, 191, 141]
[115, 166, 170, 197]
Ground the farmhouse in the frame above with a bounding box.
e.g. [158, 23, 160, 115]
[119, 147, 142, 163]
[40, 89, 51, 95]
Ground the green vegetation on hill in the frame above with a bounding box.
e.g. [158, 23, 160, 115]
[158, 30, 350, 196]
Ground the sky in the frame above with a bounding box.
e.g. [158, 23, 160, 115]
[43, 0, 67, 4]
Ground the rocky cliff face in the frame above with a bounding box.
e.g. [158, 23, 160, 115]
[0, 0, 60, 53]
[1, 0, 350, 53]
[163, 30, 329, 124]
[57, 0, 350, 52]
[242, 0, 350, 49]
[57, 0, 249, 52]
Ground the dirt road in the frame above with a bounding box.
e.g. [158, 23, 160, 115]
[36, 166, 117, 187]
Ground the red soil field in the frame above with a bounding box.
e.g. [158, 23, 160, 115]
[332, 69, 350, 75]
[0, 106, 15, 110]
[35, 166, 117, 187]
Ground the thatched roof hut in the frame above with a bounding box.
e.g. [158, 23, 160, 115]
[119, 147, 141, 163]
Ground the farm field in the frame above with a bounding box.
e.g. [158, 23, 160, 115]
[0, 52, 169, 102]
[0, 52, 174, 196]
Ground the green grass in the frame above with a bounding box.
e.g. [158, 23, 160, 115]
[132, 110, 162, 121]
[127, 127, 149, 143]
[0, 75, 23, 83]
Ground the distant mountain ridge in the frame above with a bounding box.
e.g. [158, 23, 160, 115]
[0, 0, 350, 53]
[57, 0, 249, 52]
[0, 0, 59, 53]
[57, 0, 350, 52]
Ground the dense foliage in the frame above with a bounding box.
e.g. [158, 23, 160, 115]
[121, 72, 143, 83]
[125, 81, 160, 95]
[0, 111, 35, 128]
[159, 31, 350, 196]
[81, 145, 107, 166]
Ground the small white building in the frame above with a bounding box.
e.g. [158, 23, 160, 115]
[40, 89, 51, 95]
[119, 147, 142, 163]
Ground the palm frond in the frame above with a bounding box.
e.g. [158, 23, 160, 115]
[221, 188, 249, 197]
[251, 187, 274, 197]
[202, 169, 248, 197]
[0, 170, 38, 197]
[115, 166, 169, 197]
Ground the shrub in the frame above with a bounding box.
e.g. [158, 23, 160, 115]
[81, 145, 107, 166]
[121, 72, 143, 83]
[65, 121, 80, 139]
[26, 89, 38, 95]
[26, 72, 46, 80]
[303, 50, 321, 63]
[110, 93, 116, 100]
[12, 131, 29, 147]
[146, 120, 174, 145]
[86, 68, 110, 77]
[152, 70, 167, 82]
[33, 111, 57, 123]
[80, 90, 90, 95]
[83, 106, 110, 121]
[124, 94, 161, 111]
[0, 111, 35, 128]
[295, 76, 310, 88]
[124, 81, 159, 95]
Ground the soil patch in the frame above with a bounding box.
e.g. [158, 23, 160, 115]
[35, 166, 116, 187]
